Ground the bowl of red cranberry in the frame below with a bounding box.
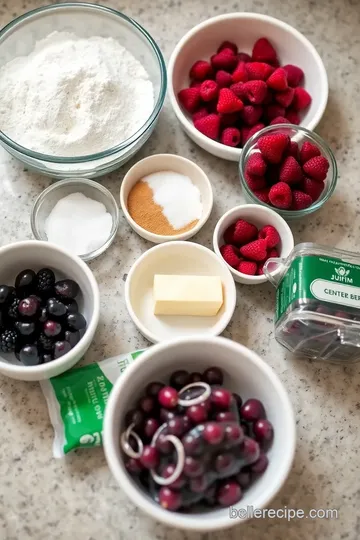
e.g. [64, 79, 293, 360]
[0, 240, 99, 381]
[168, 12, 328, 161]
[103, 336, 296, 531]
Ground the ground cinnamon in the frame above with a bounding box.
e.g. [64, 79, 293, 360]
[127, 180, 199, 235]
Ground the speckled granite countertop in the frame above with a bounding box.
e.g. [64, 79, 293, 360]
[0, 0, 359, 539]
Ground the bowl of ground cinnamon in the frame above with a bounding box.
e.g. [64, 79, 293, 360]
[120, 154, 213, 243]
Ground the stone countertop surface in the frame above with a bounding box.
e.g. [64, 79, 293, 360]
[0, 0, 359, 539]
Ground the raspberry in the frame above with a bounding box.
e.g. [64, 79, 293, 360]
[268, 182, 292, 209]
[268, 247, 279, 258]
[242, 123, 265, 145]
[265, 163, 281, 185]
[190, 81, 201, 88]
[220, 245, 241, 268]
[279, 156, 303, 184]
[219, 112, 239, 127]
[246, 62, 274, 81]
[233, 219, 258, 245]
[258, 225, 280, 248]
[284, 141, 299, 159]
[194, 114, 220, 140]
[232, 61, 248, 83]
[258, 133, 289, 164]
[292, 87, 312, 111]
[300, 177, 324, 201]
[267, 68, 288, 91]
[291, 190, 313, 210]
[238, 52, 252, 63]
[211, 51, 237, 72]
[275, 87, 295, 108]
[245, 153, 267, 176]
[241, 80, 267, 104]
[303, 156, 329, 181]
[238, 261, 258, 275]
[178, 87, 201, 113]
[189, 60, 213, 81]
[299, 141, 321, 164]
[257, 263, 265, 276]
[266, 104, 286, 121]
[223, 224, 236, 244]
[230, 82, 246, 99]
[263, 88, 273, 105]
[200, 80, 219, 102]
[241, 105, 263, 126]
[240, 239, 268, 262]
[244, 172, 267, 191]
[192, 107, 208, 123]
[283, 64, 304, 87]
[252, 38, 278, 64]
[253, 188, 270, 204]
[217, 88, 243, 114]
[286, 109, 300, 125]
[216, 70, 233, 88]
[270, 116, 288, 125]
[217, 41, 238, 55]
[221, 127, 241, 147]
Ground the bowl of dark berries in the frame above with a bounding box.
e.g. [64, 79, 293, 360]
[239, 124, 337, 219]
[0, 241, 100, 381]
[103, 336, 296, 531]
[168, 12, 328, 161]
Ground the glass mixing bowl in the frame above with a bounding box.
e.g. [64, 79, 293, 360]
[0, 3, 166, 178]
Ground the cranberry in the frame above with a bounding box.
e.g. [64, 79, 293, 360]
[251, 453, 269, 474]
[215, 452, 235, 474]
[203, 366, 223, 385]
[160, 408, 176, 423]
[167, 416, 187, 437]
[155, 432, 172, 454]
[143, 418, 160, 439]
[145, 381, 165, 397]
[202, 422, 224, 445]
[211, 388, 232, 410]
[204, 484, 217, 506]
[233, 392, 243, 409]
[216, 411, 236, 422]
[253, 419, 274, 444]
[189, 372, 203, 383]
[138, 396, 156, 416]
[240, 437, 260, 465]
[240, 399, 266, 422]
[182, 433, 204, 456]
[169, 370, 190, 389]
[183, 456, 204, 478]
[189, 475, 208, 493]
[162, 464, 186, 490]
[158, 386, 178, 409]
[140, 445, 159, 469]
[18, 296, 40, 317]
[186, 403, 208, 424]
[43, 320, 62, 338]
[236, 470, 252, 489]
[159, 487, 182, 511]
[125, 458, 143, 475]
[217, 480, 242, 506]
[225, 423, 244, 445]
[125, 408, 144, 430]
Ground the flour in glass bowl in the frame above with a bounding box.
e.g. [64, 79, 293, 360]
[0, 31, 154, 157]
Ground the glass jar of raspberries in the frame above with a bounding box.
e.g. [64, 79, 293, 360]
[239, 124, 337, 219]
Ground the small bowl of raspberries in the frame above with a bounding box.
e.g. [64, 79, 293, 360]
[213, 204, 294, 284]
[168, 13, 328, 161]
[239, 124, 337, 219]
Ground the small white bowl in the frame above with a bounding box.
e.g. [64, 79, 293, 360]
[168, 12, 328, 161]
[103, 335, 296, 531]
[125, 241, 236, 342]
[213, 204, 294, 285]
[120, 154, 213, 243]
[0, 241, 100, 381]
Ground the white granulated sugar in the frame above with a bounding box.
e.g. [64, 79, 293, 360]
[45, 192, 113, 255]
[143, 171, 203, 229]
[0, 31, 154, 156]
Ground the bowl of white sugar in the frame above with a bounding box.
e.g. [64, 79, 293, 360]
[31, 179, 119, 261]
[0, 4, 166, 178]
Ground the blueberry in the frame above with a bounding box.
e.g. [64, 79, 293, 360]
[19, 344, 41, 366]
[39, 307, 48, 323]
[14, 321, 37, 338]
[40, 353, 53, 364]
[54, 340, 71, 358]
[65, 330, 80, 348]
[46, 298, 67, 318]
[15, 269, 36, 298]
[55, 280, 79, 300]
[66, 313, 87, 331]
[0, 285, 15, 305]
[66, 299, 78, 315]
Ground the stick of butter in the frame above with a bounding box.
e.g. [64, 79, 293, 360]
[153, 275, 223, 316]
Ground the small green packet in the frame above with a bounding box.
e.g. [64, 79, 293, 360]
[40, 349, 145, 458]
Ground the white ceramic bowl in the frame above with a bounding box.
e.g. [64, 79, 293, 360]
[168, 12, 328, 161]
[103, 336, 296, 531]
[213, 204, 294, 285]
[125, 241, 236, 342]
[0, 241, 100, 381]
[120, 154, 213, 243]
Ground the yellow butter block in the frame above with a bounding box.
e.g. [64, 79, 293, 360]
[153, 275, 223, 316]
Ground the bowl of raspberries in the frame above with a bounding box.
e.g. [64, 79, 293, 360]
[240, 124, 337, 218]
[168, 12, 328, 161]
[0, 240, 100, 381]
[213, 204, 294, 284]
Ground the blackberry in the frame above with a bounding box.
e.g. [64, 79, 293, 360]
[38, 333, 54, 352]
[8, 297, 20, 319]
[0, 329, 17, 353]
[36, 268, 55, 295]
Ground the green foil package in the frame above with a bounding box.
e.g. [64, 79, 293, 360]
[41, 350, 145, 457]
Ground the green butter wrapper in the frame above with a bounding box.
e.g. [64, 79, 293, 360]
[40, 349, 145, 458]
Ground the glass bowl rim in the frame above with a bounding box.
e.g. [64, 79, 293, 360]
[239, 123, 338, 218]
[30, 177, 120, 261]
[0, 2, 167, 164]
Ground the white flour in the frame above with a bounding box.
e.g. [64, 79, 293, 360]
[0, 31, 154, 156]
